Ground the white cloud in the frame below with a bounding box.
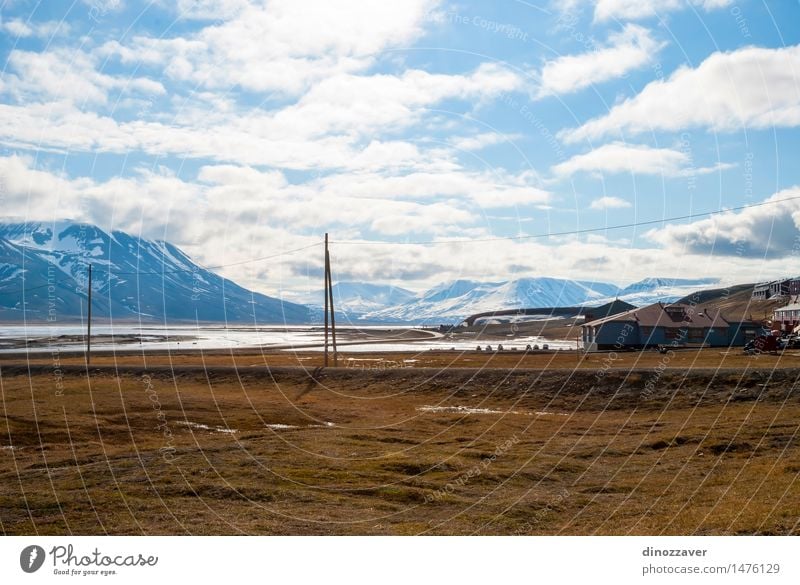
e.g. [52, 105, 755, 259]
[0, 59, 521, 171]
[169, 0, 251, 20]
[268, 63, 522, 140]
[552, 141, 732, 177]
[538, 25, 663, 97]
[448, 132, 516, 151]
[560, 44, 800, 143]
[101, 0, 440, 96]
[0, 154, 547, 265]
[646, 187, 800, 259]
[0, 18, 69, 38]
[3, 49, 165, 106]
[581, 0, 733, 22]
[4, 154, 794, 291]
[590, 196, 631, 209]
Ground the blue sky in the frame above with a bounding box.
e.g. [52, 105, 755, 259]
[1, 0, 800, 295]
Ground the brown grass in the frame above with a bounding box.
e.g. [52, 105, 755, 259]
[0, 363, 798, 535]
[5, 345, 800, 371]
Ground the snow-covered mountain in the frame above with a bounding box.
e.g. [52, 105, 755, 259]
[363, 277, 622, 323]
[616, 277, 719, 306]
[358, 276, 721, 323]
[289, 281, 415, 315]
[0, 221, 311, 323]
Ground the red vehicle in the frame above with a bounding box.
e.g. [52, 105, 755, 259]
[744, 334, 779, 354]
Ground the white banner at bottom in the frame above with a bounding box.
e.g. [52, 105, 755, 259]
[1, 536, 796, 584]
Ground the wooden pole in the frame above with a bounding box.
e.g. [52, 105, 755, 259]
[327, 244, 338, 366]
[86, 263, 92, 366]
[323, 234, 329, 367]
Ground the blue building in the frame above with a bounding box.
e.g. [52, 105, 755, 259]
[582, 302, 761, 351]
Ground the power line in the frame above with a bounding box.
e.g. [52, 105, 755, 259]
[331, 195, 800, 246]
[1, 194, 797, 296]
[111, 242, 321, 275]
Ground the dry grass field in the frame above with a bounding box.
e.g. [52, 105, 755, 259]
[1, 348, 799, 535]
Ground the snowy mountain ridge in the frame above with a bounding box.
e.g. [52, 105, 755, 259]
[0, 221, 310, 323]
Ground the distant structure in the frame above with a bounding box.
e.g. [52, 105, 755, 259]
[752, 278, 796, 300]
[582, 302, 762, 351]
[773, 296, 800, 332]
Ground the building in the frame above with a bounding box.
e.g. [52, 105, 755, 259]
[753, 278, 797, 300]
[773, 296, 800, 332]
[770, 279, 792, 298]
[582, 302, 760, 351]
[752, 282, 771, 300]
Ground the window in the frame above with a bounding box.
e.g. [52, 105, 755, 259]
[664, 328, 686, 340]
[688, 328, 705, 341]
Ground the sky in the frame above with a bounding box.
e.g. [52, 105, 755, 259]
[1, 0, 800, 296]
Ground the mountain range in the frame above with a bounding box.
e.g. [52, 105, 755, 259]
[314, 276, 720, 323]
[0, 221, 721, 324]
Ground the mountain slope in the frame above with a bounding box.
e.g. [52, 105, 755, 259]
[364, 277, 621, 323]
[291, 281, 416, 314]
[616, 277, 720, 306]
[0, 221, 311, 323]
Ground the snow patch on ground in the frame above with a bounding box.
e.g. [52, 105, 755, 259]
[177, 420, 238, 434]
[265, 421, 335, 430]
[417, 405, 569, 416]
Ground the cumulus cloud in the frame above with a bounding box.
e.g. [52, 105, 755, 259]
[552, 142, 733, 177]
[3, 154, 793, 291]
[560, 44, 800, 143]
[448, 132, 515, 151]
[646, 188, 800, 259]
[0, 18, 69, 38]
[558, 0, 733, 22]
[0, 60, 521, 172]
[101, 0, 441, 96]
[169, 0, 251, 20]
[538, 25, 664, 97]
[3, 49, 165, 106]
[590, 196, 631, 209]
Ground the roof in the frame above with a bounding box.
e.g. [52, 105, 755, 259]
[755, 278, 795, 288]
[582, 302, 729, 329]
[582, 299, 637, 318]
[775, 303, 800, 313]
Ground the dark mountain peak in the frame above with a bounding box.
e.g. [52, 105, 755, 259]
[0, 220, 310, 324]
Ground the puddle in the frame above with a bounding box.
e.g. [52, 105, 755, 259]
[177, 421, 238, 434]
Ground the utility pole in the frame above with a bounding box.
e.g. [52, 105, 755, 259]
[324, 233, 329, 367]
[86, 263, 92, 366]
[326, 240, 338, 366]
